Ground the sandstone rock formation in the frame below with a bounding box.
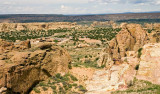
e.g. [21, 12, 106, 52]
[109, 24, 149, 60]
[0, 41, 71, 93]
[86, 43, 160, 93]
[93, 23, 160, 93]
[91, 21, 117, 28]
[97, 24, 152, 67]
[137, 43, 160, 84]
[148, 31, 160, 43]
[97, 46, 114, 68]
[0, 39, 31, 55]
[85, 63, 136, 94]
[0, 22, 78, 32]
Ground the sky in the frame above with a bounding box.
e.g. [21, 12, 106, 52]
[1, 0, 160, 14]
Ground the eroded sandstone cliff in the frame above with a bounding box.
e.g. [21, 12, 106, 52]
[0, 22, 78, 32]
[86, 43, 160, 94]
[0, 40, 71, 94]
[98, 23, 160, 67]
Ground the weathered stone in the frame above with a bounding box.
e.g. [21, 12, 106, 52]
[109, 24, 149, 60]
[0, 41, 71, 93]
[137, 43, 160, 84]
[0, 22, 78, 32]
[97, 46, 114, 68]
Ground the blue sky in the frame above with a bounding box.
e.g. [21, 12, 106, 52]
[1, 0, 160, 14]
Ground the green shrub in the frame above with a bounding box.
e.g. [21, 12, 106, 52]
[138, 48, 143, 58]
[55, 73, 61, 78]
[42, 87, 48, 91]
[33, 88, 41, 93]
[70, 75, 78, 81]
[68, 63, 72, 69]
[51, 86, 56, 90]
[135, 64, 140, 70]
[39, 82, 46, 86]
[95, 57, 99, 61]
[54, 40, 59, 43]
[61, 45, 64, 48]
[77, 58, 80, 61]
[72, 83, 78, 86]
[68, 84, 72, 88]
[78, 85, 87, 92]
[62, 76, 69, 81]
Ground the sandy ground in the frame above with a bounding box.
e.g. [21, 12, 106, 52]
[69, 67, 96, 85]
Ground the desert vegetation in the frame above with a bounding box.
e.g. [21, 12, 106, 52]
[0, 21, 160, 94]
[32, 73, 87, 94]
[112, 78, 160, 94]
[0, 29, 69, 42]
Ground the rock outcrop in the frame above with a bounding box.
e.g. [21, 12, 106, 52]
[97, 46, 114, 68]
[97, 24, 152, 67]
[0, 39, 31, 54]
[98, 23, 160, 65]
[86, 43, 160, 93]
[137, 43, 160, 84]
[109, 24, 149, 60]
[93, 23, 160, 93]
[0, 41, 71, 93]
[148, 31, 160, 43]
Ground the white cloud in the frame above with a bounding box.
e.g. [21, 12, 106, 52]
[61, 5, 65, 9]
[0, 0, 160, 14]
[156, 0, 160, 5]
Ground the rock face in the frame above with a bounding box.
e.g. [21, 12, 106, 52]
[109, 24, 149, 60]
[100, 23, 160, 63]
[148, 31, 160, 43]
[0, 41, 71, 93]
[137, 43, 160, 84]
[85, 62, 137, 94]
[97, 46, 114, 68]
[86, 43, 160, 93]
[97, 24, 153, 67]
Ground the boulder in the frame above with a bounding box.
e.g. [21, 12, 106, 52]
[37, 42, 52, 50]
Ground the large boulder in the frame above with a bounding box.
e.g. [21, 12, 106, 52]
[0, 43, 71, 93]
